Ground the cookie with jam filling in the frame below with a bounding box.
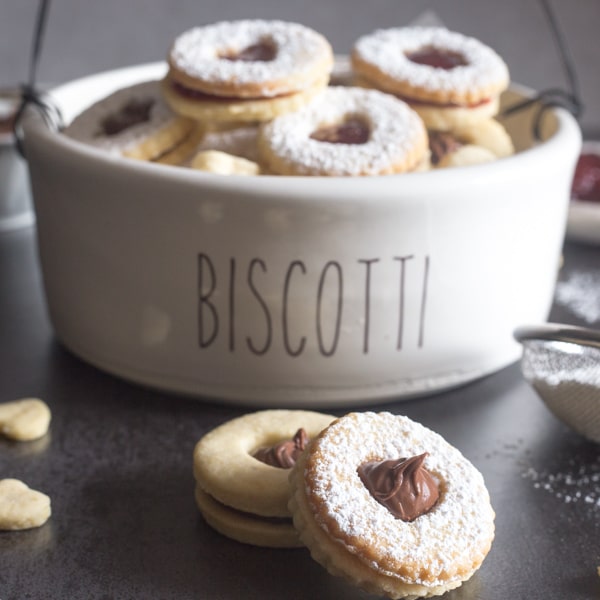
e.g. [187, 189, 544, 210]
[352, 26, 510, 131]
[163, 19, 334, 123]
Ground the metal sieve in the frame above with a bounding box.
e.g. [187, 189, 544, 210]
[514, 323, 600, 444]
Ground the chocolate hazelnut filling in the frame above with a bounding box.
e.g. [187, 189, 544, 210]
[310, 117, 370, 144]
[99, 98, 154, 136]
[221, 41, 277, 62]
[406, 46, 468, 70]
[253, 428, 308, 469]
[357, 452, 440, 521]
[429, 130, 463, 165]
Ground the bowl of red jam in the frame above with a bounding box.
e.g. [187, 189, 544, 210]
[567, 141, 600, 245]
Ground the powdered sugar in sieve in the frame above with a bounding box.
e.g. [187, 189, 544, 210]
[514, 324, 600, 443]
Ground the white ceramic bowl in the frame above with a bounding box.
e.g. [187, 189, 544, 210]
[22, 62, 581, 407]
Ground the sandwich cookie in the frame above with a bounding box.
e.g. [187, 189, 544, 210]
[352, 26, 509, 131]
[193, 409, 335, 547]
[288, 412, 495, 599]
[429, 118, 514, 168]
[258, 86, 429, 176]
[163, 19, 334, 123]
[63, 80, 199, 162]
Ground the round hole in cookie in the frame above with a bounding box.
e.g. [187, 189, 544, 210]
[406, 45, 468, 70]
[251, 428, 308, 469]
[219, 38, 277, 62]
[309, 114, 371, 145]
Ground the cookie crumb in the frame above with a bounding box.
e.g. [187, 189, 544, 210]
[0, 398, 51, 441]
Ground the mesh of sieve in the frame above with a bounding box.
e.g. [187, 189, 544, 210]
[514, 324, 600, 444]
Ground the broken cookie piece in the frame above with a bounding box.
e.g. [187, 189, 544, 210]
[0, 398, 51, 441]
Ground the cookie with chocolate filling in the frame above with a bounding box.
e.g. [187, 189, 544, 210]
[429, 118, 514, 168]
[63, 80, 200, 162]
[352, 26, 510, 131]
[288, 412, 495, 599]
[193, 409, 335, 547]
[163, 19, 334, 123]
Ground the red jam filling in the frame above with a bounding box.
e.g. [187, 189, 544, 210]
[310, 117, 370, 144]
[395, 92, 491, 110]
[170, 81, 291, 103]
[571, 153, 600, 203]
[406, 46, 468, 70]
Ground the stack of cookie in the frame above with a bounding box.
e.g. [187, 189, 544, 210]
[63, 19, 514, 176]
[352, 26, 514, 168]
[193, 409, 496, 599]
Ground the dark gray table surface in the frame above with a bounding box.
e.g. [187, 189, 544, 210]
[1, 223, 599, 600]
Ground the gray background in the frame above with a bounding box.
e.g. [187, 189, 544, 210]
[1, 0, 599, 136]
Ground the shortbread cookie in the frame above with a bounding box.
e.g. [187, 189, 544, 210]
[0, 398, 51, 441]
[194, 485, 299, 547]
[289, 412, 495, 599]
[193, 409, 335, 547]
[153, 125, 206, 165]
[258, 86, 428, 176]
[164, 19, 334, 122]
[451, 118, 514, 158]
[63, 80, 196, 161]
[435, 144, 495, 168]
[429, 119, 513, 168]
[192, 124, 260, 162]
[0, 479, 51, 530]
[352, 27, 509, 130]
[190, 150, 260, 175]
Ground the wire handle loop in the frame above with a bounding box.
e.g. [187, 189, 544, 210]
[501, 0, 583, 140]
[13, 0, 64, 158]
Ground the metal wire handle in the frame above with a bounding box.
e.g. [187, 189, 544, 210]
[514, 323, 600, 350]
[500, 0, 584, 140]
[12, 0, 64, 158]
[12, 0, 584, 152]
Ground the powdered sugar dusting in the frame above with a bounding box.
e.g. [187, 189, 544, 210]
[555, 270, 600, 324]
[307, 412, 494, 586]
[354, 26, 509, 95]
[519, 340, 600, 441]
[523, 454, 600, 509]
[63, 80, 178, 155]
[170, 20, 331, 93]
[259, 86, 426, 176]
